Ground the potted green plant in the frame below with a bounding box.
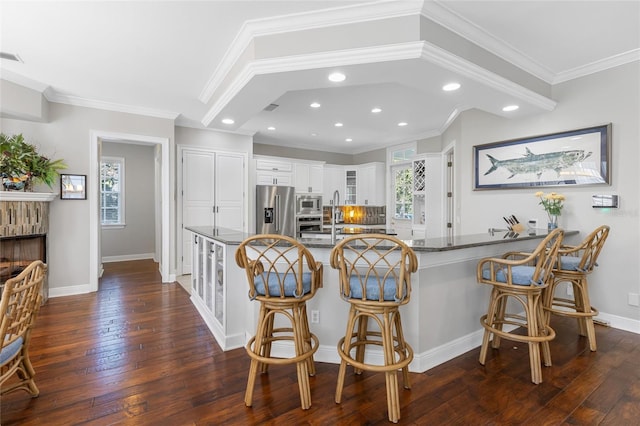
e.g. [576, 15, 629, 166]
[0, 133, 67, 191]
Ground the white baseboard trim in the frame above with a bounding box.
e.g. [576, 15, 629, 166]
[596, 312, 640, 334]
[102, 253, 155, 263]
[49, 283, 93, 298]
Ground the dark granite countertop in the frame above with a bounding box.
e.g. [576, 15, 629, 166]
[186, 226, 578, 252]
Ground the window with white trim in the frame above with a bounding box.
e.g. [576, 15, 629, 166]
[100, 156, 125, 226]
[388, 143, 416, 220]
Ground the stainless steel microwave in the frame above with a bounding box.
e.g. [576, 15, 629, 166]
[296, 195, 322, 215]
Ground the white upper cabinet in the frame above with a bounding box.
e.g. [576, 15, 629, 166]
[357, 162, 385, 206]
[294, 162, 323, 194]
[323, 165, 344, 206]
[255, 157, 293, 186]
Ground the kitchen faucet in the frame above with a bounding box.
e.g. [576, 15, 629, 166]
[331, 190, 340, 244]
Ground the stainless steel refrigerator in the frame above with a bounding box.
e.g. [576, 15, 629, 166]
[256, 185, 296, 237]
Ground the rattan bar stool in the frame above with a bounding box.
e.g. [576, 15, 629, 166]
[544, 225, 609, 351]
[330, 235, 418, 423]
[235, 234, 323, 410]
[1, 260, 47, 397]
[477, 229, 563, 384]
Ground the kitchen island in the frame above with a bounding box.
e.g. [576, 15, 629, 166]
[186, 226, 579, 372]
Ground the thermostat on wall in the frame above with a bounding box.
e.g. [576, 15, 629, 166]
[592, 195, 619, 208]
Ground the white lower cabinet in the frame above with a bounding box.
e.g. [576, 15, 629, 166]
[190, 233, 246, 350]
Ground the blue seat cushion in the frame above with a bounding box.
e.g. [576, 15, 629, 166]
[558, 256, 582, 271]
[347, 275, 405, 301]
[482, 265, 543, 286]
[254, 272, 312, 297]
[0, 336, 23, 365]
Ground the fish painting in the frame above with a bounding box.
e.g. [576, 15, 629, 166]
[484, 148, 592, 179]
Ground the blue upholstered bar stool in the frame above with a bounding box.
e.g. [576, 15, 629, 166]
[235, 234, 323, 410]
[544, 225, 609, 351]
[477, 229, 564, 384]
[330, 235, 418, 423]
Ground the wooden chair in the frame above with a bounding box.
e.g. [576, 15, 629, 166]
[544, 225, 610, 351]
[235, 234, 323, 410]
[1, 260, 47, 397]
[477, 229, 563, 384]
[330, 235, 418, 423]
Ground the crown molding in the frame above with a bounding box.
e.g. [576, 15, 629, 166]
[423, 1, 556, 84]
[201, 41, 426, 127]
[202, 38, 556, 129]
[420, 41, 556, 111]
[0, 68, 50, 92]
[198, 0, 424, 104]
[553, 48, 640, 84]
[44, 92, 180, 120]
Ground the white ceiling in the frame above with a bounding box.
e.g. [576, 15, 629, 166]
[1, 1, 638, 154]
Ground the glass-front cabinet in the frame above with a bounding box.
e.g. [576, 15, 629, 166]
[189, 230, 247, 351]
[191, 234, 226, 335]
[345, 169, 357, 204]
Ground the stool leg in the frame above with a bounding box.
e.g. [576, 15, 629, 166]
[353, 314, 368, 375]
[259, 312, 274, 374]
[382, 308, 400, 423]
[292, 303, 312, 410]
[300, 304, 316, 376]
[479, 287, 500, 365]
[393, 310, 411, 390]
[537, 299, 552, 367]
[245, 304, 268, 407]
[336, 305, 358, 404]
[576, 278, 597, 351]
[493, 295, 507, 349]
[527, 293, 543, 384]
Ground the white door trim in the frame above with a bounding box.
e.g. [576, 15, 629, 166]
[89, 130, 171, 292]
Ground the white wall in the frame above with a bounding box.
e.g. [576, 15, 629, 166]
[101, 142, 156, 260]
[1, 102, 175, 294]
[444, 62, 639, 325]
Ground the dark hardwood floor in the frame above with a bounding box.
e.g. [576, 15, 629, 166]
[2, 259, 639, 425]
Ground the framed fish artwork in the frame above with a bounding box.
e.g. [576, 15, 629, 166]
[473, 123, 611, 190]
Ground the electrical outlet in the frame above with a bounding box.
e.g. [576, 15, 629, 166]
[628, 293, 640, 307]
[311, 310, 320, 323]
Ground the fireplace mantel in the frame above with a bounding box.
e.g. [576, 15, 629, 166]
[0, 192, 57, 202]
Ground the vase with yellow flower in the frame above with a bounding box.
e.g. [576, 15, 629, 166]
[535, 191, 565, 230]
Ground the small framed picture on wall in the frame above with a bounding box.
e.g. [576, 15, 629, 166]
[60, 174, 87, 200]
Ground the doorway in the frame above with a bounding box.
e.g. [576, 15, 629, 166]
[89, 131, 171, 293]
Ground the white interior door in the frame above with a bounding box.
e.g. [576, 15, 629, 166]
[215, 152, 245, 231]
[182, 150, 215, 274]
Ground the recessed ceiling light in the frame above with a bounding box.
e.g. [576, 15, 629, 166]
[310, 102, 321, 108]
[311, 133, 317, 137]
[345, 138, 353, 142]
[328, 72, 346, 82]
[221, 118, 234, 125]
[442, 82, 461, 91]
[398, 122, 408, 127]
[267, 126, 276, 131]
[371, 107, 382, 113]
[502, 105, 519, 112]
[334, 122, 343, 127]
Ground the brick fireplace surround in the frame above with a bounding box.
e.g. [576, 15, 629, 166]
[0, 191, 55, 302]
